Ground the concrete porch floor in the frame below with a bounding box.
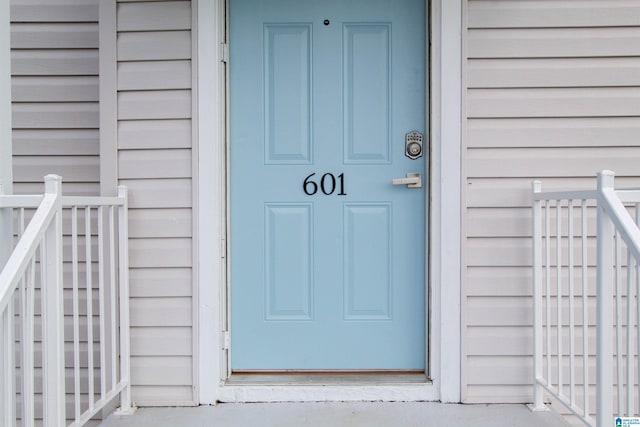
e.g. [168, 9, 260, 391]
[100, 402, 570, 427]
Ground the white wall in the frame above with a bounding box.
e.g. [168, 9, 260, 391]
[462, 0, 640, 403]
[11, 0, 100, 195]
[113, 0, 196, 406]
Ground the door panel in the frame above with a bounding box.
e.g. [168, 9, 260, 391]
[230, 0, 426, 370]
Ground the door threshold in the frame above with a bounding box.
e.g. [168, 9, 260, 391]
[226, 372, 430, 386]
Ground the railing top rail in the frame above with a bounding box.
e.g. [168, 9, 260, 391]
[61, 195, 125, 207]
[614, 189, 640, 203]
[0, 194, 43, 208]
[533, 189, 598, 201]
[0, 191, 128, 210]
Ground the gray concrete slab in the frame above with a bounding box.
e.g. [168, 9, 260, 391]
[101, 402, 570, 427]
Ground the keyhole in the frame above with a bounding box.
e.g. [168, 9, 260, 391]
[323, 19, 330, 26]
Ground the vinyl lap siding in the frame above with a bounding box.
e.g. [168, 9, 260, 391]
[10, 0, 100, 195]
[463, 0, 640, 404]
[115, 0, 195, 406]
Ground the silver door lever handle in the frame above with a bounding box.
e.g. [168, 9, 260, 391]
[392, 173, 421, 188]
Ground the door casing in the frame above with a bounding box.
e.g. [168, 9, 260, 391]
[195, 0, 462, 403]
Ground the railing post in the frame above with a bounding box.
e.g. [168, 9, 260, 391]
[41, 175, 65, 426]
[597, 170, 615, 426]
[531, 181, 546, 411]
[117, 185, 132, 413]
[0, 182, 15, 427]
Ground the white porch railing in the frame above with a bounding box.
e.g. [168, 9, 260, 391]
[532, 170, 640, 426]
[0, 175, 131, 426]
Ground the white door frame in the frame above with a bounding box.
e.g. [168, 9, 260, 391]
[196, 0, 462, 403]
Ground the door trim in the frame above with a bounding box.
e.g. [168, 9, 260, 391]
[195, 0, 462, 403]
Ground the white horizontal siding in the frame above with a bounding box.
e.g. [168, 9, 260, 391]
[12, 76, 98, 102]
[11, 0, 98, 22]
[468, 58, 640, 88]
[12, 129, 99, 155]
[117, 61, 191, 91]
[13, 102, 99, 129]
[463, 0, 640, 405]
[468, 27, 640, 58]
[130, 327, 192, 356]
[117, 31, 191, 61]
[128, 208, 192, 238]
[468, 88, 640, 118]
[468, 1, 640, 28]
[130, 298, 192, 327]
[119, 179, 192, 209]
[11, 49, 98, 75]
[129, 238, 192, 268]
[118, 90, 192, 120]
[467, 147, 640, 178]
[130, 357, 192, 386]
[10, 0, 99, 196]
[117, 1, 191, 31]
[119, 149, 192, 179]
[11, 23, 99, 49]
[13, 155, 99, 182]
[115, 0, 195, 406]
[467, 117, 640, 148]
[118, 120, 192, 149]
[128, 268, 192, 298]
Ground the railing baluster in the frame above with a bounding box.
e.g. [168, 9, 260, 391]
[615, 231, 623, 416]
[635, 202, 640, 416]
[546, 200, 552, 387]
[72, 206, 81, 421]
[568, 200, 576, 406]
[626, 250, 634, 416]
[7, 291, 15, 427]
[98, 206, 107, 400]
[636, 202, 640, 416]
[19, 259, 32, 427]
[18, 208, 32, 427]
[24, 257, 35, 427]
[557, 199, 563, 396]
[85, 206, 95, 410]
[581, 200, 589, 418]
[109, 205, 117, 389]
[19, 208, 25, 239]
[18, 256, 25, 426]
[39, 229, 46, 422]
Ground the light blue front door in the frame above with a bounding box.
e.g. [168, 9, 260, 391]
[230, 0, 426, 370]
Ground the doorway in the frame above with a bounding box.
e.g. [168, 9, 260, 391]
[229, 0, 427, 371]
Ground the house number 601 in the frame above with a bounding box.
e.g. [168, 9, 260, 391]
[303, 173, 347, 196]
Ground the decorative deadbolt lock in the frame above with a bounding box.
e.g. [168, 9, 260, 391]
[405, 131, 423, 160]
